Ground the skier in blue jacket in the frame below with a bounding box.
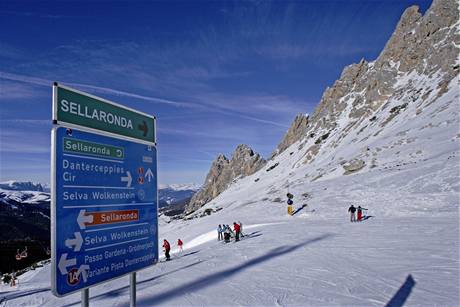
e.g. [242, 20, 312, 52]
[217, 225, 223, 241]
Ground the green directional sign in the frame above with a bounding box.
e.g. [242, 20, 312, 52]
[63, 138, 124, 159]
[53, 84, 156, 144]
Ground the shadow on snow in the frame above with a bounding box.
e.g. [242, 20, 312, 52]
[129, 234, 332, 306]
[63, 260, 205, 306]
[385, 274, 416, 307]
[292, 204, 308, 215]
[0, 287, 51, 304]
[181, 251, 200, 258]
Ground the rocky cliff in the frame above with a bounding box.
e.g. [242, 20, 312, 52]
[271, 113, 309, 158]
[276, 0, 459, 166]
[185, 144, 266, 213]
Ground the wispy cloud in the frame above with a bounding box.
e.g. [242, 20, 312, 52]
[0, 71, 191, 107]
[67, 82, 196, 108]
[160, 124, 269, 140]
[0, 123, 50, 154]
[0, 71, 50, 86]
[195, 92, 306, 116]
[233, 114, 289, 128]
[255, 44, 376, 60]
[1, 10, 65, 19]
[0, 71, 293, 128]
[0, 119, 49, 124]
[0, 43, 27, 60]
[0, 81, 45, 100]
[0, 140, 49, 154]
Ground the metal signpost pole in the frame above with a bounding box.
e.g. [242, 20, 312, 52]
[81, 289, 89, 307]
[130, 272, 136, 307]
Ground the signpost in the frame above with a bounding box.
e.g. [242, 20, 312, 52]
[51, 83, 158, 306]
[53, 83, 156, 145]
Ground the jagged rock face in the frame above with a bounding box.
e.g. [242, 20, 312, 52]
[185, 145, 266, 213]
[376, 1, 459, 75]
[290, 0, 459, 164]
[271, 113, 309, 158]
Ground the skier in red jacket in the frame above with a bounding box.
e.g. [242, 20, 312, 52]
[233, 222, 241, 242]
[357, 206, 367, 221]
[177, 239, 183, 252]
[163, 239, 171, 261]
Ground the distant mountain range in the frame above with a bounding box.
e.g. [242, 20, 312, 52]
[0, 181, 198, 243]
[0, 180, 199, 273]
[0, 180, 48, 192]
[0, 180, 199, 212]
[0, 182, 50, 215]
[158, 183, 200, 210]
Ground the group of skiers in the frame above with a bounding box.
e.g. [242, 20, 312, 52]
[217, 222, 244, 243]
[162, 238, 183, 261]
[161, 204, 366, 262]
[348, 204, 368, 222]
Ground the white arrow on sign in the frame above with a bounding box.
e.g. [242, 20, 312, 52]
[77, 209, 93, 230]
[58, 253, 77, 275]
[65, 232, 83, 252]
[145, 168, 154, 182]
[121, 171, 132, 187]
[77, 264, 90, 283]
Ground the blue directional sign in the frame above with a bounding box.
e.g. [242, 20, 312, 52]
[51, 127, 158, 296]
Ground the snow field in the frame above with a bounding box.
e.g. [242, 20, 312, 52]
[1, 212, 458, 306]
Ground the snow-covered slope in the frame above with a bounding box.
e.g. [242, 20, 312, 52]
[1, 180, 458, 306]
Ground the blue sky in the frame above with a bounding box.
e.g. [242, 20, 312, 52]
[0, 0, 431, 185]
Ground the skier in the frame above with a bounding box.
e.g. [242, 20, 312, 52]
[217, 224, 223, 241]
[177, 238, 183, 252]
[224, 226, 231, 243]
[10, 271, 16, 287]
[163, 239, 171, 261]
[227, 224, 234, 238]
[357, 206, 367, 221]
[348, 205, 356, 222]
[238, 221, 244, 237]
[287, 193, 294, 216]
[233, 222, 241, 242]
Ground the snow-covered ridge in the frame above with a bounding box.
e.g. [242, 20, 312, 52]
[158, 183, 201, 191]
[0, 181, 50, 208]
[158, 184, 200, 209]
[0, 189, 50, 207]
[0, 181, 47, 192]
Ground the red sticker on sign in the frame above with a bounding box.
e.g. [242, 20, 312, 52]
[67, 268, 80, 286]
